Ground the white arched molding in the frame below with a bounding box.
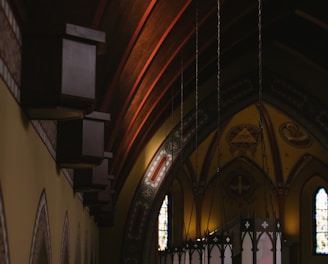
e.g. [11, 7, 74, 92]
[60, 213, 70, 264]
[75, 224, 81, 264]
[84, 230, 88, 264]
[301, 174, 328, 263]
[29, 191, 52, 264]
[0, 185, 10, 263]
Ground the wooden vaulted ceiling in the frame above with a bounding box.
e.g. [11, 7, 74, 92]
[18, 0, 328, 203]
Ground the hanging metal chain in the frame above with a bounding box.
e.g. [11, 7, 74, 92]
[206, 0, 222, 234]
[258, 0, 263, 105]
[195, 0, 199, 183]
[257, 0, 272, 217]
[180, 53, 184, 169]
[186, 0, 199, 241]
[217, 0, 221, 173]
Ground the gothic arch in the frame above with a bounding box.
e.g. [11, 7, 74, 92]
[60, 213, 70, 264]
[75, 224, 81, 264]
[84, 230, 88, 264]
[122, 77, 328, 262]
[29, 190, 52, 264]
[0, 185, 10, 263]
[300, 174, 328, 264]
[283, 155, 328, 264]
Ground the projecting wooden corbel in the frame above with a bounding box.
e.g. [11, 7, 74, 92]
[56, 111, 110, 168]
[21, 23, 105, 120]
[73, 152, 113, 192]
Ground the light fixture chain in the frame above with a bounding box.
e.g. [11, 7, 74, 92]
[257, 0, 271, 217]
[195, 0, 199, 182]
[180, 53, 184, 169]
[258, 0, 263, 105]
[217, 0, 221, 169]
[206, 0, 222, 235]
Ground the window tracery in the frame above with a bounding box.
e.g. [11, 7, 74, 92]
[315, 187, 328, 254]
[158, 195, 169, 251]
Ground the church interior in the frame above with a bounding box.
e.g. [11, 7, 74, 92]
[1, 0, 328, 263]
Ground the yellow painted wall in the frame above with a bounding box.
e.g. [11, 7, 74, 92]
[0, 78, 99, 263]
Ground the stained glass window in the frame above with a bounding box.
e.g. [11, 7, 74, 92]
[315, 187, 328, 254]
[158, 195, 169, 251]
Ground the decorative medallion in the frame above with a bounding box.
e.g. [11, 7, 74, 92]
[165, 137, 180, 155]
[279, 122, 312, 148]
[140, 185, 155, 201]
[227, 124, 260, 155]
[225, 172, 256, 204]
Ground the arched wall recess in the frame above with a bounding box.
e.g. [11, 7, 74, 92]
[300, 173, 328, 264]
[285, 157, 328, 232]
[75, 224, 81, 264]
[84, 230, 88, 264]
[60, 213, 70, 264]
[122, 77, 328, 262]
[213, 156, 278, 220]
[29, 190, 52, 264]
[0, 185, 10, 264]
[280, 156, 328, 263]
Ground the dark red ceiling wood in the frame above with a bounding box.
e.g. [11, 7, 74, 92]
[110, 39, 212, 182]
[124, 5, 216, 139]
[110, 68, 186, 181]
[123, 0, 192, 136]
[105, 0, 192, 152]
[110, 88, 175, 190]
[111, 4, 219, 180]
[99, 0, 157, 113]
[90, 0, 109, 29]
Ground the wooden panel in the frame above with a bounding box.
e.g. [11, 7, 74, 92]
[83, 188, 112, 206]
[56, 112, 110, 168]
[73, 152, 113, 192]
[21, 23, 105, 120]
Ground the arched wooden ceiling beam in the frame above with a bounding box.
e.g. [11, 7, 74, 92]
[105, 0, 192, 151]
[99, 0, 158, 113]
[112, 21, 217, 178]
[257, 103, 284, 186]
[90, 0, 109, 29]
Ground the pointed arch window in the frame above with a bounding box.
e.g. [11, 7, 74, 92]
[158, 194, 169, 251]
[315, 187, 328, 254]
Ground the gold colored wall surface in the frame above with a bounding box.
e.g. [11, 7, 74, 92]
[0, 78, 99, 263]
[0, 1, 99, 261]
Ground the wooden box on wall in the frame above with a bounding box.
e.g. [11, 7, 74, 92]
[83, 190, 110, 207]
[73, 152, 113, 192]
[83, 181, 114, 207]
[94, 206, 114, 227]
[85, 175, 115, 226]
[56, 111, 110, 168]
[21, 23, 105, 120]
